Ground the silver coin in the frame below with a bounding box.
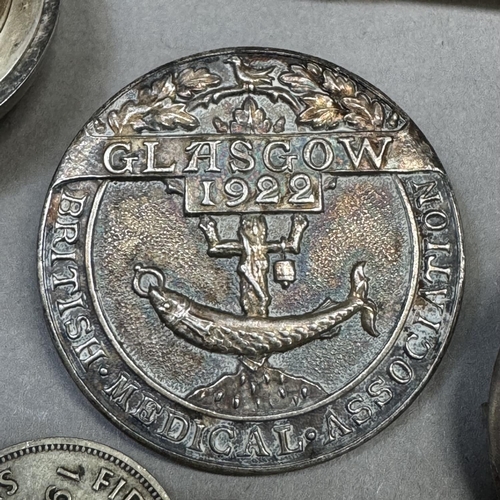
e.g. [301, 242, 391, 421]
[0, 438, 171, 499]
[38, 47, 464, 473]
[0, 0, 59, 117]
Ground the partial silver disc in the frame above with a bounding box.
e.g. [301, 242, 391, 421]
[0, 438, 171, 499]
[0, 0, 59, 117]
[489, 352, 500, 495]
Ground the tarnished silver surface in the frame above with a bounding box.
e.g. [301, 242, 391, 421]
[0, 438, 171, 499]
[38, 47, 464, 473]
[0, 0, 59, 117]
[0, 0, 13, 33]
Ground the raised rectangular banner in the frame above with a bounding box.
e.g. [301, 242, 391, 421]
[184, 171, 324, 214]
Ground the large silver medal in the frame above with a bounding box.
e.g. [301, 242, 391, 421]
[38, 48, 464, 473]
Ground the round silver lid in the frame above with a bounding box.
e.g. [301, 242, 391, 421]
[0, 0, 59, 117]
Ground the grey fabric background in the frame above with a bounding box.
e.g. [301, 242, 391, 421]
[0, 1, 499, 498]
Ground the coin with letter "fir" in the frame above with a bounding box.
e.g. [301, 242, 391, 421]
[0, 438, 171, 499]
[38, 47, 464, 473]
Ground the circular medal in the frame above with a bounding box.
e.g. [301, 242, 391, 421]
[38, 48, 464, 473]
[0, 0, 59, 117]
[0, 438, 171, 499]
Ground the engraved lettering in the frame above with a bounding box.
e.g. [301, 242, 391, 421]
[302, 138, 334, 171]
[273, 424, 304, 455]
[367, 376, 393, 408]
[50, 247, 77, 265]
[411, 180, 443, 208]
[54, 221, 79, 245]
[104, 143, 138, 174]
[346, 396, 372, 426]
[339, 136, 393, 169]
[256, 175, 279, 204]
[108, 479, 127, 500]
[425, 241, 451, 253]
[92, 468, 114, 491]
[389, 359, 413, 384]
[208, 427, 234, 456]
[104, 373, 140, 408]
[263, 141, 296, 172]
[0, 469, 18, 496]
[425, 254, 451, 282]
[184, 141, 221, 172]
[45, 486, 72, 500]
[74, 336, 107, 369]
[324, 409, 353, 443]
[413, 313, 441, 333]
[420, 288, 448, 313]
[157, 410, 189, 443]
[63, 315, 93, 341]
[39, 51, 465, 474]
[405, 332, 431, 360]
[201, 180, 216, 206]
[423, 210, 448, 231]
[133, 395, 163, 426]
[289, 174, 314, 204]
[242, 427, 271, 457]
[188, 420, 206, 452]
[229, 140, 255, 172]
[57, 467, 82, 482]
[143, 141, 175, 173]
[56, 292, 86, 315]
[224, 177, 250, 206]
[51, 265, 80, 294]
[59, 191, 87, 218]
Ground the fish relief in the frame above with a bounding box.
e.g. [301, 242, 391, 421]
[39, 48, 464, 472]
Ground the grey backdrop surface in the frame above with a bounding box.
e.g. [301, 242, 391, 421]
[0, 1, 499, 499]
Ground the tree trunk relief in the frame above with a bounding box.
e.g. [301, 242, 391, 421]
[199, 213, 309, 318]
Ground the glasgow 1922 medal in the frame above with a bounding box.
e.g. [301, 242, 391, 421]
[38, 48, 464, 473]
[0, 438, 171, 499]
[0, 0, 59, 117]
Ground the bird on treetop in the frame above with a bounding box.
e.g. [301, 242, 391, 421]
[225, 55, 275, 91]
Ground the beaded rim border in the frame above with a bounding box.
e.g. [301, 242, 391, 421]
[0, 438, 169, 500]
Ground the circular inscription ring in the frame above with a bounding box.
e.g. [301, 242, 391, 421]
[38, 48, 464, 473]
[0, 438, 171, 499]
